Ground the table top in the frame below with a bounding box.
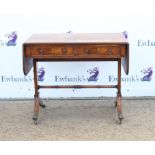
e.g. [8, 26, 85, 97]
[24, 33, 128, 44]
[23, 33, 129, 76]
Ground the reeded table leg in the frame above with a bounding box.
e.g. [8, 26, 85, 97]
[32, 60, 40, 125]
[116, 59, 124, 124]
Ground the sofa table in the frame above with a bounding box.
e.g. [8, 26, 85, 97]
[23, 33, 129, 124]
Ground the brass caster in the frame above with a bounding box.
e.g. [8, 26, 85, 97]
[118, 117, 123, 124]
[34, 119, 38, 125]
[39, 100, 46, 108]
[118, 112, 124, 124]
[32, 113, 38, 125]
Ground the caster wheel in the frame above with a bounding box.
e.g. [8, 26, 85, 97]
[118, 113, 124, 124]
[39, 101, 46, 108]
[118, 117, 123, 124]
[34, 120, 38, 125]
[32, 113, 38, 125]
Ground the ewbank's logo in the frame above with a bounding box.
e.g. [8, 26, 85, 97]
[54, 67, 99, 83]
[141, 67, 153, 81]
[5, 31, 17, 46]
[123, 31, 128, 39]
[38, 67, 45, 81]
[109, 67, 153, 83]
[0, 31, 17, 47]
[87, 67, 99, 81]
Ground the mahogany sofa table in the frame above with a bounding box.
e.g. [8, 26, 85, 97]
[23, 33, 129, 124]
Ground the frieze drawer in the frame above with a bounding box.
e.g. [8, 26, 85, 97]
[28, 45, 75, 56]
[25, 45, 124, 57]
[76, 45, 121, 56]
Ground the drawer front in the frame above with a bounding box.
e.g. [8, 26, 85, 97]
[29, 45, 74, 56]
[26, 45, 123, 58]
[76, 45, 121, 56]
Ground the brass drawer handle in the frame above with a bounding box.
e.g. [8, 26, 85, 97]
[38, 49, 44, 54]
[107, 48, 112, 54]
[62, 48, 67, 54]
[85, 49, 90, 54]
